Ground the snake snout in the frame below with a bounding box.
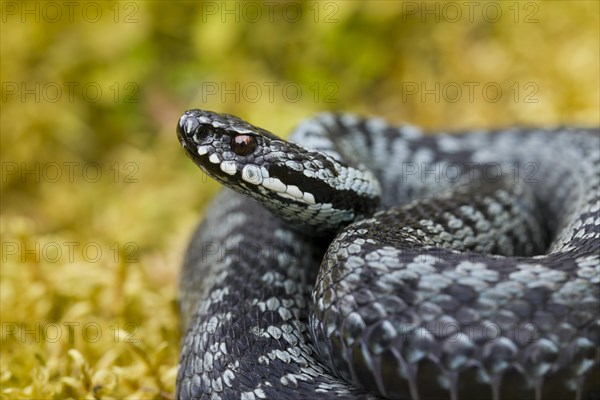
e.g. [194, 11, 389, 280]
[177, 109, 218, 150]
[177, 110, 200, 146]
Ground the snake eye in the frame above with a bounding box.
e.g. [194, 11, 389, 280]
[231, 135, 257, 156]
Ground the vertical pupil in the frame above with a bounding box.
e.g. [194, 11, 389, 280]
[232, 135, 257, 156]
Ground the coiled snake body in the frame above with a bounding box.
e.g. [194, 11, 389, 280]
[175, 110, 599, 400]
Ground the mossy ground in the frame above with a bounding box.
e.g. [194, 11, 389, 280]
[1, 2, 598, 399]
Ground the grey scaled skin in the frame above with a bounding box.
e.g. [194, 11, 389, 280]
[176, 109, 600, 400]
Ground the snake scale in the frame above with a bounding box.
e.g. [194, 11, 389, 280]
[175, 109, 599, 400]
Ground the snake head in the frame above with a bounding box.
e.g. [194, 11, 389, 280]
[177, 109, 322, 201]
[177, 109, 271, 187]
[177, 109, 381, 234]
[177, 109, 261, 155]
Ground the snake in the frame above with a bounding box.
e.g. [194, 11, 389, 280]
[174, 109, 599, 400]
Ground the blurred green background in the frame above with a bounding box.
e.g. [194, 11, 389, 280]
[1, 1, 598, 399]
